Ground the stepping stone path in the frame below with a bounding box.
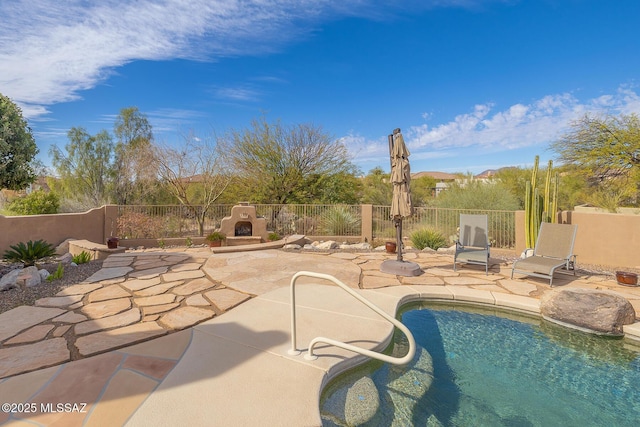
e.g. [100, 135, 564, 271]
[0, 249, 251, 378]
[2, 247, 639, 380]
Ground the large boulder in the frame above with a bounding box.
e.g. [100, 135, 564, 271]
[0, 269, 22, 291]
[17, 266, 42, 288]
[312, 240, 339, 250]
[55, 238, 77, 255]
[541, 288, 636, 336]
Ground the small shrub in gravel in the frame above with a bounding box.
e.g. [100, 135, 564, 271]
[3, 239, 56, 266]
[410, 228, 448, 250]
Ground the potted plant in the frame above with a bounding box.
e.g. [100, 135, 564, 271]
[205, 231, 226, 247]
[107, 236, 119, 249]
[385, 241, 397, 253]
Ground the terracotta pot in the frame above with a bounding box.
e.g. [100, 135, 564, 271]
[385, 241, 397, 254]
[208, 240, 222, 248]
[107, 237, 119, 249]
[616, 271, 638, 286]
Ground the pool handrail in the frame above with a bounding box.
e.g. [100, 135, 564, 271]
[288, 271, 416, 365]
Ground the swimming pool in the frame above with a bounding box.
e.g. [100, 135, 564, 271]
[320, 303, 640, 426]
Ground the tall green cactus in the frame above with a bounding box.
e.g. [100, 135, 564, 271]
[550, 171, 559, 223]
[543, 160, 552, 222]
[525, 156, 558, 248]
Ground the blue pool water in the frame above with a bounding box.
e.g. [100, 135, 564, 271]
[320, 304, 640, 426]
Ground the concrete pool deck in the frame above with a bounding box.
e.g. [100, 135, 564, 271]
[1, 248, 640, 426]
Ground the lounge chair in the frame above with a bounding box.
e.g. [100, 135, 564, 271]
[511, 222, 577, 287]
[454, 214, 490, 275]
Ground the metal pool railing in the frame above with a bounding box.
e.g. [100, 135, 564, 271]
[288, 271, 416, 365]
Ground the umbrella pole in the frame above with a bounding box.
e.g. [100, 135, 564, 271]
[396, 218, 403, 262]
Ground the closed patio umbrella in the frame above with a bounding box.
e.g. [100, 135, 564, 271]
[381, 128, 422, 276]
[390, 129, 413, 220]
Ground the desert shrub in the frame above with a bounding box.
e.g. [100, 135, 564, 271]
[72, 251, 92, 264]
[430, 180, 519, 211]
[117, 211, 167, 239]
[319, 206, 361, 235]
[8, 190, 59, 215]
[3, 239, 56, 266]
[205, 232, 225, 242]
[47, 263, 64, 281]
[410, 228, 448, 250]
[268, 232, 280, 241]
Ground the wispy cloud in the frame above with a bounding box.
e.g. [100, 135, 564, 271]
[214, 86, 262, 102]
[344, 86, 640, 166]
[0, 0, 503, 119]
[146, 108, 208, 133]
[0, 0, 323, 116]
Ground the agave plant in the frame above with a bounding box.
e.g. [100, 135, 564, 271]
[3, 239, 57, 266]
[319, 206, 361, 236]
[71, 251, 92, 265]
[410, 227, 448, 250]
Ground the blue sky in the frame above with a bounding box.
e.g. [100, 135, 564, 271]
[2, 0, 640, 175]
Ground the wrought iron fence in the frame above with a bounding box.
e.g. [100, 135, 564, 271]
[116, 204, 516, 248]
[373, 206, 516, 248]
[116, 205, 234, 238]
[254, 204, 361, 237]
[116, 204, 363, 239]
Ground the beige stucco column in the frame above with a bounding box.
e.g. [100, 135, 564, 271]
[361, 204, 373, 243]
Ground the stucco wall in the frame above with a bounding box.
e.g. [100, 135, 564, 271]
[560, 210, 640, 269]
[0, 205, 118, 255]
[2, 205, 638, 269]
[515, 209, 640, 269]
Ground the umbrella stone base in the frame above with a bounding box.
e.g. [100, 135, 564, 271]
[380, 259, 422, 277]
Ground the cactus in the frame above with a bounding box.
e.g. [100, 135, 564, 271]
[543, 160, 552, 223]
[525, 156, 559, 248]
[550, 172, 559, 223]
[524, 157, 540, 248]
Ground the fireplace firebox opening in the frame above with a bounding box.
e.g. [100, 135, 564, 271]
[235, 221, 252, 237]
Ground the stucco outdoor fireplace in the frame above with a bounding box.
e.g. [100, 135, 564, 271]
[219, 203, 268, 245]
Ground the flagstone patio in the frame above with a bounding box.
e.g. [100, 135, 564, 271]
[1, 247, 639, 426]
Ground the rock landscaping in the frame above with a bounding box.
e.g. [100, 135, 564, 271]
[541, 288, 637, 335]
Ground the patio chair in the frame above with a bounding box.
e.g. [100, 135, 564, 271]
[454, 214, 490, 275]
[511, 222, 578, 287]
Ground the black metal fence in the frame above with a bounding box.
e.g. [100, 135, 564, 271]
[116, 204, 516, 248]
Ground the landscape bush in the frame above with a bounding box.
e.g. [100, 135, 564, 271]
[8, 190, 59, 215]
[410, 228, 448, 250]
[430, 180, 519, 211]
[3, 239, 57, 266]
[117, 211, 168, 239]
[268, 232, 280, 241]
[47, 263, 64, 281]
[319, 206, 361, 235]
[72, 251, 92, 264]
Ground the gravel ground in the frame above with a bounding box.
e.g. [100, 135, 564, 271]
[0, 259, 104, 314]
